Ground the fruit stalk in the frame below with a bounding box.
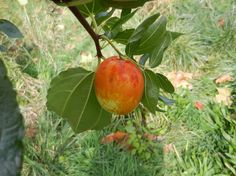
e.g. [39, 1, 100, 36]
[100, 35, 124, 57]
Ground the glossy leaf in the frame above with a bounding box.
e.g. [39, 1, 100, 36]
[135, 16, 167, 54]
[107, 10, 137, 39]
[128, 13, 160, 43]
[149, 31, 182, 67]
[149, 32, 171, 67]
[155, 73, 175, 93]
[113, 29, 135, 44]
[125, 13, 160, 56]
[0, 19, 23, 38]
[0, 60, 24, 176]
[141, 69, 160, 114]
[47, 67, 112, 133]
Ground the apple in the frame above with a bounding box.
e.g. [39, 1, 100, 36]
[94, 56, 144, 115]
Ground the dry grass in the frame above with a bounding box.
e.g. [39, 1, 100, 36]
[2, 57, 43, 127]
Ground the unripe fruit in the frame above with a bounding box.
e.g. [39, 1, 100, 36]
[94, 56, 144, 115]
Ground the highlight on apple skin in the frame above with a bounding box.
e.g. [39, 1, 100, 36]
[94, 56, 144, 115]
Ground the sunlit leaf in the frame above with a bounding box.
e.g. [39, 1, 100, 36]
[47, 67, 112, 133]
[125, 13, 160, 56]
[135, 16, 167, 54]
[128, 13, 160, 43]
[149, 32, 170, 67]
[149, 31, 182, 67]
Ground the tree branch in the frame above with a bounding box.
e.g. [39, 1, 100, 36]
[68, 7, 103, 58]
[51, 0, 103, 58]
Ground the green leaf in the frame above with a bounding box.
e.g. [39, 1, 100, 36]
[0, 19, 23, 38]
[106, 10, 137, 39]
[121, 8, 132, 18]
[170, 31, 183, 41]
[128, 13, 160, 43]
[103, 17, 120, 38]
[103, 10, 137, 39]
[139, 54, 149, 65]
[155, 73, 174, 93]
[141, 69, 160, 114]
[95, 8, 115, 26]
[221, 129, 231, 142]
[125, 41, 140, 57]
[125, 13, 160, 56]
[148, 31, 181, 68]
[47, 67, 112, 133]
[52, 0, 93, 6]
[112, 9, 137, 31]
[159, 95, 175, 105]
[0, 59, 24, 176]
[224, 161, 236, 175]
[135, 16, 167, 54]
[101, 0, 153, 9]
[113, 29, 135, 44]
[149, 32, 171, 67]
[103, 17, 120, 31]
[76, 0, 108, 17]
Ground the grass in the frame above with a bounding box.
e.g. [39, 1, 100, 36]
[1, 0, 236, 175]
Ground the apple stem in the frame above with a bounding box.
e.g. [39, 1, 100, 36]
[68, 7, 103, 59]
[100, 35, 125, 58]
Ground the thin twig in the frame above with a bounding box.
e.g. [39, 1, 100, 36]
[51, 0, 103, 58]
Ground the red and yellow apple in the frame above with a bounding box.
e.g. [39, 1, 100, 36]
[94, 56, 144, 115]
